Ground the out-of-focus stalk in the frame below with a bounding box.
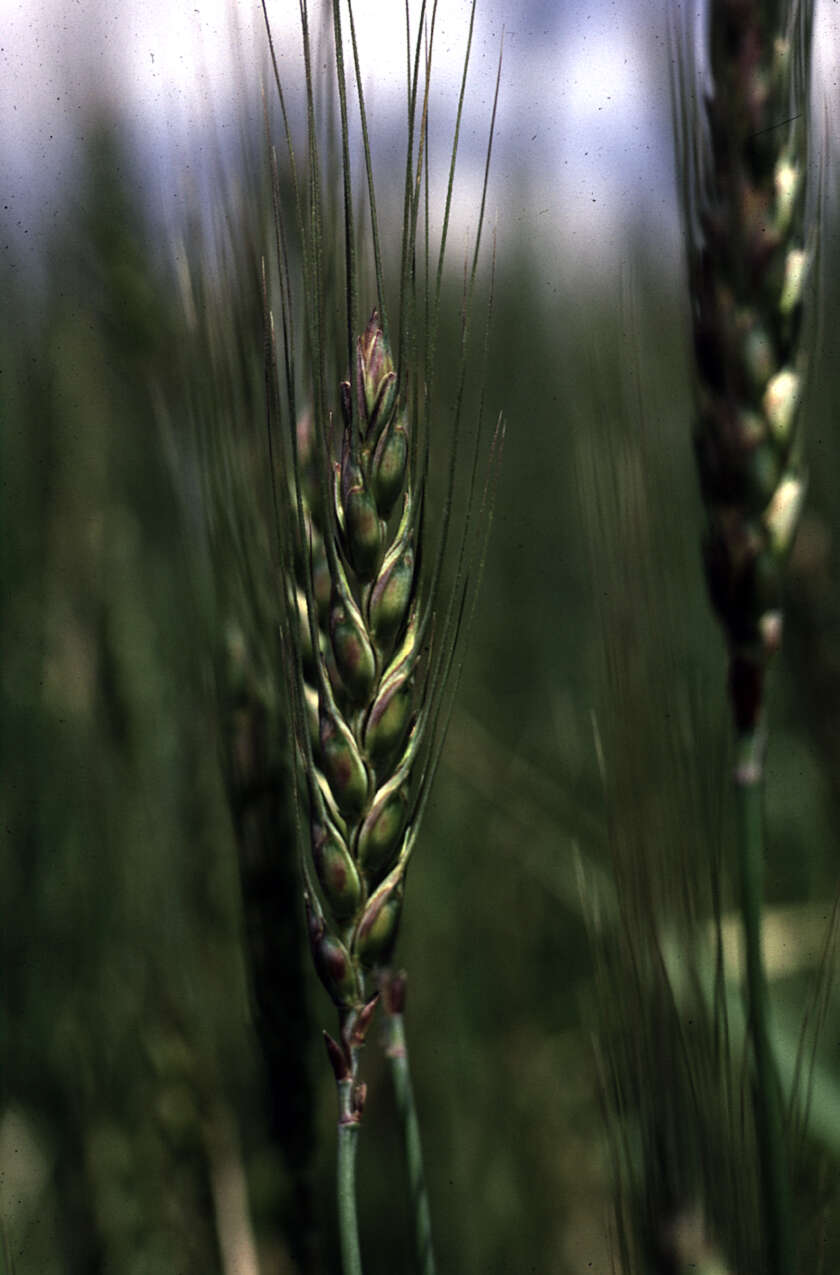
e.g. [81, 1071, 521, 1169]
[383, 972, 436, 1275]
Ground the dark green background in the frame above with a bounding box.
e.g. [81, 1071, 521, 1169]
[2, 94, 839, 1272]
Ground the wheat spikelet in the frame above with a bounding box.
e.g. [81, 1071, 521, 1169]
[297, 312, 422, 1025]
[288, 306, 503, 1075]
[674, 0, 816, 730]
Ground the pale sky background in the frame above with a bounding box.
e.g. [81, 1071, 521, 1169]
[1, 0, 838, 279]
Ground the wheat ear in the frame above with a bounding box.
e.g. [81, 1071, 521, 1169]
[263, 2, 501, 1269]
[673, 3, 817, 1270]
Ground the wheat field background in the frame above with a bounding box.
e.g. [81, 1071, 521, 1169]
[3, 3, 840, 1273]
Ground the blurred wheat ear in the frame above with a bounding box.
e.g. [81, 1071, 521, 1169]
[672, 0, 817, 717]
[670, 2, 817, 1272]
[581, 4, 825, 1272]
[261, 2, 502, 1271]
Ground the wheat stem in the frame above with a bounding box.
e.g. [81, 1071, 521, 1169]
[384, 973, 437, 1275]
[734, 730, 794, 1275]
[388, 1023, 436, 1275]
[336, 1083, 364, 1275]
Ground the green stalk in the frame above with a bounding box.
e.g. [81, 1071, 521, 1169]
[735, 730, 794, 1275]
[384, 976, 436, 1275]
[336, 1076, 364, 1275]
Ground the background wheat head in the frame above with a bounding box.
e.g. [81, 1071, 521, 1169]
[674, 0, 816, 729]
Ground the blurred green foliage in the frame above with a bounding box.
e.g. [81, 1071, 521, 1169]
[2, 100, 840, 1275]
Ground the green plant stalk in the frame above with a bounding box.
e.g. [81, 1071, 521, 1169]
[385, 1010, 437, 1275]
[735, 730, 793, 1275]
[337, 1076, 364, 1275]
